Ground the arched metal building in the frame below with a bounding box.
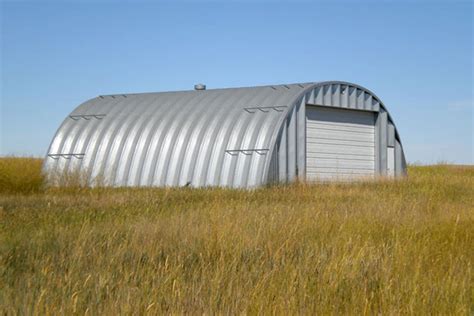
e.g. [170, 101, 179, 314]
[44, 81, 406, 188]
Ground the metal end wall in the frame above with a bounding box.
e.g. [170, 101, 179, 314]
[267, 82, 407, 183]
[45, 81, 406, 188]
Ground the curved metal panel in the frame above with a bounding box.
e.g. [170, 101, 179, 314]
[44, 84, 309, 188]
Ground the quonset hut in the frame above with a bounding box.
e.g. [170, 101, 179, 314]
[44, 81, 406, 188]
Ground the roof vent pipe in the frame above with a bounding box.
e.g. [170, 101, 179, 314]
[194, 83, 206, 91]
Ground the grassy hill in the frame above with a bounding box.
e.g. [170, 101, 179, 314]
[0, 158, 472, 314]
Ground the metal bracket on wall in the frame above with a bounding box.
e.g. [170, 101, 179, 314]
[244, 106, 287, 113]
[48, 153, 85, 160]
[99, 95, 127, 99]
[69, 114, 106, 121]
[225, 149, 269, 156]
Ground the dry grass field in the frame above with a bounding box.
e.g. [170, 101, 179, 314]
[0, 157, 473, 314]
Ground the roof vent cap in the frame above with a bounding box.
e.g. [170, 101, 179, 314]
[194, 83, 206, 91]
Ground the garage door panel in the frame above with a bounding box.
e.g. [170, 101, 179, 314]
[307, 152, 375, 161]
[306, 129, 374, 142]
[307, 138, 375, 147]
[307, 168, 374, 175]
[306, 172, 375, 181]
[307, 144, 375, 156]
[307, 124, 374, 134]
[306, 157, 375, 169]
[306, 106, 375, 181]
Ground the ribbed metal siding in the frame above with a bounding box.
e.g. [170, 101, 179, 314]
[306, 83, 380, 112]
[45, 84, 313, 188]
[45, 81, 407, 188]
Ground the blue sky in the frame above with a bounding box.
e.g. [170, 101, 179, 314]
[1, 0, 472, 164]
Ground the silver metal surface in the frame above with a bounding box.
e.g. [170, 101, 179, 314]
[44, 81, 406, 188]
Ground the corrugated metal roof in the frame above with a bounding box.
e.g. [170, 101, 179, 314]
[44, 81, 405, 187]
[45, 83, 314, 187]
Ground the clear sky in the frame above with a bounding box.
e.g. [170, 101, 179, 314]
[1, 0, 473, 164]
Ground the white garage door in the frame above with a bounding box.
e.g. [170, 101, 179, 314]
[306, 106, 375, 181]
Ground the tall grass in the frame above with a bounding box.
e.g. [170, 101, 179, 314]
[0, 157, 44, 194]
[0, 158, 473, 314]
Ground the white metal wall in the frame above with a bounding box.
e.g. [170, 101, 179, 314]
[306, 106, 375, 181]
